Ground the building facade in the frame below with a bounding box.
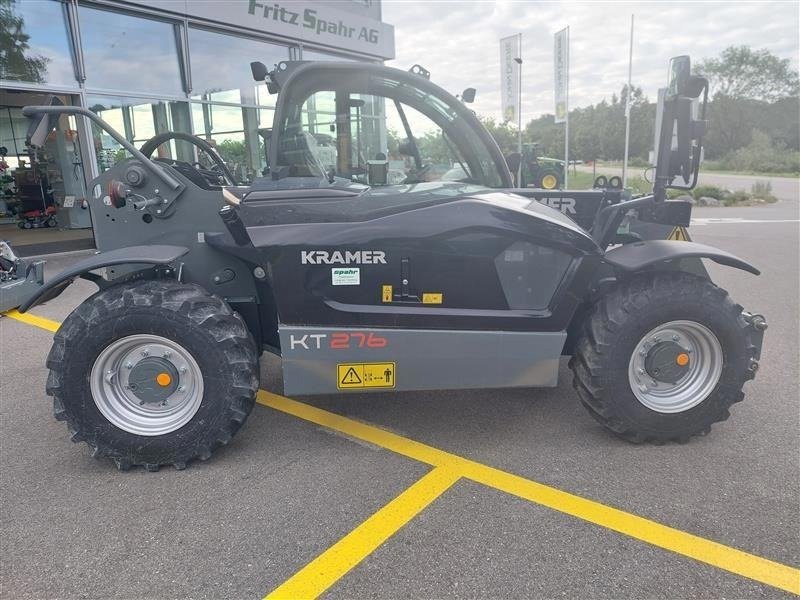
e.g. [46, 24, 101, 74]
[0, 0, 393, 249]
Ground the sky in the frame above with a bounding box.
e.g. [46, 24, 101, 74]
[382, 1, 800, 121]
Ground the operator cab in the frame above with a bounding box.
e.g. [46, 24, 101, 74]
[253, 61, 512, 190]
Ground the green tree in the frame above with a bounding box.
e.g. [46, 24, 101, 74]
[480, 117, 520, 156]
[0, 0, 49, 83]
[216, 139, 247, 165]
[698, 46, 800, 102]
[697, 46, 799, 158]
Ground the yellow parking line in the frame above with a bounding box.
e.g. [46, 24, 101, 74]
[265, 466, 461, 600]
[259, 392, 800, 595]
[460, 464, 800, 596]
[7, 314, 799, 595]
[3, 309, 61, 333]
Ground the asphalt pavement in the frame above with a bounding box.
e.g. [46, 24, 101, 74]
[1, 198, 798, 599]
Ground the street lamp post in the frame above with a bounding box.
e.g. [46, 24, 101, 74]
[514, 47, 522, 187]
[622, 14, 635, 187]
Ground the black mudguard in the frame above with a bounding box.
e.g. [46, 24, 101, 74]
[18, 245, 189, 312]
[603, 240, 760, 275]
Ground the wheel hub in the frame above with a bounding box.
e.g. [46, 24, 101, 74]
[628, 320, 723, 414]
[127, 357, 180, 404]
[644, 341, 691, 384]
[90, 334, 204, 436]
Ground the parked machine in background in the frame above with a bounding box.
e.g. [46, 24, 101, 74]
[519, 142, 565, 189]
[14, 166, 57, 229]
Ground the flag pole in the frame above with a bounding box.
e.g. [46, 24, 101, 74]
[563, 26, 569, 188]
[622, 14, 634, 187]
[516, 33, 523, 186]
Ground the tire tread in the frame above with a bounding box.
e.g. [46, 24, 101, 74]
[569, 272, 758, 443]
[46, 279, 259, 471]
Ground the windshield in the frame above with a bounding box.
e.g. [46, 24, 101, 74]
[272, 64, 509, 188]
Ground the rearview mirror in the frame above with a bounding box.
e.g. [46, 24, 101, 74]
[25, 95, 63, 148]
[460, 88, 476, 103]
[673, 98, 693, 182]
[685, 75, 707, 99]
[250, 61, 269, 82]
[653, 55, 709, 198]
[667, 56, 690, 98]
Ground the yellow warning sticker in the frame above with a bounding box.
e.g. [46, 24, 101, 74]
[381, 285, 393, 303]
[337, 362, 396, 389]
[422, 293, 443, 304]
[667, 226, 691, 241]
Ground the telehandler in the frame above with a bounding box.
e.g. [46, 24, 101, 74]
[7, 56, 766, 470]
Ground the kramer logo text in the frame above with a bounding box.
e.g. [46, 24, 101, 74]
[301, 250, 387, 265]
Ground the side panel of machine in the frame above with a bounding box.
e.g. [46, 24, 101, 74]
[89, 162, 260, 299]
[245, 194, 601, 333]
[279, 326, 566, 394]
[85, 162, 270, 346]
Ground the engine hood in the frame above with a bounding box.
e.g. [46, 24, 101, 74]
[241, 179, 600, 255]
[469, 190, 590, 236]
[362, 182, 587, 231]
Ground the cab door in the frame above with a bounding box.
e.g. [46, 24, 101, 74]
[256, 66, 575, 394]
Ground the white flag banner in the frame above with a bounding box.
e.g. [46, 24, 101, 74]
[553, 27, 569, 123]
[500, 35, 520, 123]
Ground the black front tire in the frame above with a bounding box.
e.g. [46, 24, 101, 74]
[570, 272, 758, 443]
[46, 280, 260, 471]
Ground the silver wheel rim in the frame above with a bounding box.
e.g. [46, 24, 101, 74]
[628, 320, 723, 413]
[90, 334, 204, 436]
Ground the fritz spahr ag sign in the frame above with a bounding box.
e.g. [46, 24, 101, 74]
[123, 0, 395, 59]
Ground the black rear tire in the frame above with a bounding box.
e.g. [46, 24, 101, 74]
[569, 272, 758, 443]
[46, 279, 259, 470]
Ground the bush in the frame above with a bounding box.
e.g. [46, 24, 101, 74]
[751, 180, 772, 197]
[723, 190, 750, 206]
[750, 180, 778, 202]
[627, 157, 650, 168]
[692, 185, 726, 200]
[717, 130, 800, 173]
[667, 189, 689, 199]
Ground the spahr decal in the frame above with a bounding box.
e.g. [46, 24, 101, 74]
[332, 268, 360, 286]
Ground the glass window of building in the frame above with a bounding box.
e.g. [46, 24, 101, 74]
[188, 28, 288, 182]
[0, 105, 31, 170]
[190, 102, 272, 184]
[78, 6, 184, 96]
[188, 28, 288, 105]
[88, 96, 192, 172]
[0, 0, 76, 86]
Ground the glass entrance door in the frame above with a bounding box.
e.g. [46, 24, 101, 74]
[0, 89, 95, 255]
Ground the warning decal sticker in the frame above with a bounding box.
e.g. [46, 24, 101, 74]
[422, 292, 443, 304]
[337, 362, 396, 389]
[667, 226, 691, 241]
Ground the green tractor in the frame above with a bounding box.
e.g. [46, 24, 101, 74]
[519, 143, 565, 189]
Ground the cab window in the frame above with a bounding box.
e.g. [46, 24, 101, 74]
[278, 89, 497, 187]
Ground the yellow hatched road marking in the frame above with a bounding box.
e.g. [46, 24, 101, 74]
[258, 392, 800, 596]
[5, 313, 799, 596]
[3, 309, 61, 333]
[264, 466, 461, 600]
